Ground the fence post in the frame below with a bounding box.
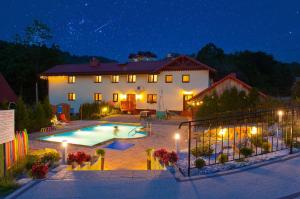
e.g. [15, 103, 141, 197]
[290, 108, 294, 154]
[188, 122, 191, 177]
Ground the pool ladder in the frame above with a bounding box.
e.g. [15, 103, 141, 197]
[128, 127, 139, 137]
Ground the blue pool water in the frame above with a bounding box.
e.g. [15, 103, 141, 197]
[39, 123, 147, 146]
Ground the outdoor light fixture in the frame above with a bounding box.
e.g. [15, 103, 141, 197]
[120, 94, 127, 100]
[174, 132, 180, 154]
[62, 140, 68, 164]
[218, 128, 226, 136]
[183, 91, 193, 95]
[136, 94, 143, 100]
[102, 107, 108, 112]
[277, 110, 284, 122]
[251, 126, 257, 135]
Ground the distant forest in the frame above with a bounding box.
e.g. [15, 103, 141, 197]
[0, 20, 299, 104]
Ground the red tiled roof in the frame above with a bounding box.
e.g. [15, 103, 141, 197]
[41, 56, 216, 76]
[0, 73, 17, 102]
[190, 73, 267, 101]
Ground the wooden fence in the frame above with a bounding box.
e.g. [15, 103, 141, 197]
[0, 130, 29, 177]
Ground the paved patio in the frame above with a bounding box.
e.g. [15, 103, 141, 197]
[13, 155, 300, 199]
[29, 115, 190, 170]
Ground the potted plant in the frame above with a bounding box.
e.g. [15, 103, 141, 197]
[96, 149, 105, 170]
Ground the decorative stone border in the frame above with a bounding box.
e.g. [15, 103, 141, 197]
[174, 151, 300, 182]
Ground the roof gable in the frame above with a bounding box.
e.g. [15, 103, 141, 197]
[190, 73, 267, 101]
[0, 73, 17, 102]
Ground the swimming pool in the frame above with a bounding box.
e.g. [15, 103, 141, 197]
[39, 123, 147, 146]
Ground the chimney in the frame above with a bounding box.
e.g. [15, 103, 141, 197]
[90, 57, 100, 66]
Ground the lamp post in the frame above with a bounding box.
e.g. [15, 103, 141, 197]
[62, 140, 68, 164]
[174, 132, 180, 154]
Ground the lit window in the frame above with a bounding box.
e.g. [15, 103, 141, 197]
[148, 74, 158, 83]
[112, 75, 119, 83]
[94, 93, 102, 101]
[127, 74, 136, 83]
[95, 75, 102, 83]
[68, 93, 76, 101]
[182, 75, 190, 83]
[147, 94, 157, 103]
[113, 93, 118, 102]
[165, 75, 173, 83]
[68, 76, 76, 83]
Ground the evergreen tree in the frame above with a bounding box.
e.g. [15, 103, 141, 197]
[15, 97, 29, 131]
[34, 102, 47, 129]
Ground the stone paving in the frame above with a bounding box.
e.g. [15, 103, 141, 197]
[14, 155, 300, 199]
[29, 115, 190, 170]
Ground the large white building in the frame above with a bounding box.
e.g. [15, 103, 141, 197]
[41, 56, 215, 113]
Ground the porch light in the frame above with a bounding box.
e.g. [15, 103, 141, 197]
[120, 94, 127, 100]
[174, 133, 180, 140]
[251, 127, 257, 135]
[277, 110, 283, 122]
[183, 91, 193, 95]
[136, 94, 143, 100]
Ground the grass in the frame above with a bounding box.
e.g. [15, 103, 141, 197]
[0, 176, 19, 196]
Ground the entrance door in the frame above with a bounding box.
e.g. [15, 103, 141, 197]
[183, 94, 193, 111]
[127, 94, 136, 112]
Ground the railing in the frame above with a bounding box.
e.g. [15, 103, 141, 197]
[178, 106, 300, 176]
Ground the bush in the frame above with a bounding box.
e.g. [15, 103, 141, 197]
[96, 149, 105, 157]
[217, 154, 228, 164]
[167, 151, 178, 165]
[15, 97, 29, 131]
[0, 176, 19, 195]
[194, 158, 206, 169]
[240, 147, 253, 158]
[40, 152, 60, 167]
[31, 163, 48, 179]
[26, 155, 39, 171]
[153, 149, 178, 166]
[67, 152, 91, 165]
[80, 102, 116, 120]
[191, 145, 214, 157]
[262, 142, 271, 153]
[250, 135, 265, 147]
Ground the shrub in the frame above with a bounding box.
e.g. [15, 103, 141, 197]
[31, 163, 48, 179]
[262, 142, 271, 153]
[154, 148, 168, 160]
[191, 145, 214, 157]
[67, 152, 91, 165]
[96, 149, 106, 157]
[0, 176, 19, 194]
[240, 147, 253, 158]
[15, 97, 29, 131]
[26, 155, 40, 171]
[194, 158, 206, 169]
[167, 151, 178, 165]
[217, 154, 228, 164]
[40, 152, 60, 167]
[250, 135, 265, 147]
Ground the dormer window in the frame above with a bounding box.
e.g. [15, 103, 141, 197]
[148, 74, 158, 83]
[95, 75, 102, 83]
[68, 76, 76, 83]
[112, 75, 119, 83]
[127, 75, 136, 83]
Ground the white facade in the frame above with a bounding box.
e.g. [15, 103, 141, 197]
[48, 70, 210, 112]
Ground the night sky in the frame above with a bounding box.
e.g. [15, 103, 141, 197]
[1, 0, 300, 62]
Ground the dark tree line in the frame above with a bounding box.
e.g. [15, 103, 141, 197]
[0, 20, 114, 104]
[196, 43, 300, 97]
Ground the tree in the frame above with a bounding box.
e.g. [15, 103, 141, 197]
[15, 97, 29, 131]
[34, 102, 47, 129]
[196, 43, 225, 68]
[42, 97, 53, 121]
[24, 20, 52, 46]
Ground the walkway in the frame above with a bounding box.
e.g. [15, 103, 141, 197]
[15, 156, 300, 199]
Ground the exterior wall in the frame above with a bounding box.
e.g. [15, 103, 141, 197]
[48, 70, 209, 112]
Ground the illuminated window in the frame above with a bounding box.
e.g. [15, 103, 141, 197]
[95, 75, 102, 83]
[112, 75, 119, 83]
[182, 74, 190, 83]
[127, 74, 136, 83]
[68, 76, 76, 83]
[94, 93, 102, 101]
[113, 93, 118, 102]
[148, 74, 158, 83]
[147, 94, 157, 103]
[68, 93, 76, 101]
[165, 75, 173, 83]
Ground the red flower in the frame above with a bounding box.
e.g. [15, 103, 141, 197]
[168, 151, 178, 164]
[67, 152, 91, 165]
[153, 149, 178, 166]
[32, 163, 48, 179]
[154, 148, 168, 160]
